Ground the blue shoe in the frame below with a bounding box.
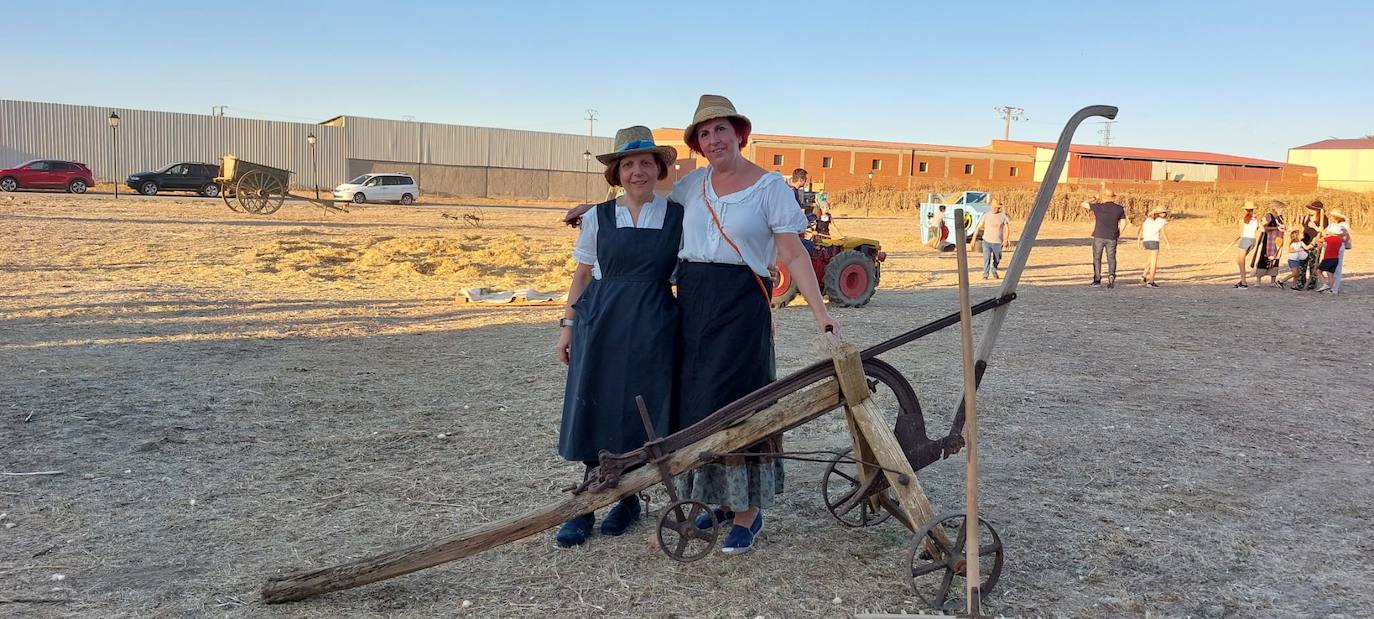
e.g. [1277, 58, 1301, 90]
[722, 512, 764, 555]
[555, 513, 594, 548]
[693, 507, 733, 530]
[600, 495, 641, 537]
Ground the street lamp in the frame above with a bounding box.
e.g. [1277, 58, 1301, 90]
[307, 133, 319, 201]
[866, 171, 874, 217]
[582, 150, 592, 202]
[108, 112, 120, 199]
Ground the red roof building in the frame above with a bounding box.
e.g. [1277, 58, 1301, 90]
[990, 140, 1316, 192]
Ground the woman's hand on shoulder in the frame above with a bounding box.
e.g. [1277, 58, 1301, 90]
[563, 203, 595, 228]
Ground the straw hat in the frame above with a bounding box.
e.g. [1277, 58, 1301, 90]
[684, 94, 752, 146]
[1328, 210, 1348, 221]
[596, 125, 678, 168]
[1149, 207, 1169, 216]
[1242, 201, 1257, 211]
[1100, 188, 1117, 200]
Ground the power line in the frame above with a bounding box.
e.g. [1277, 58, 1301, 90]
[1097, 120, 1117, 146]
[585, 109, 598, 137]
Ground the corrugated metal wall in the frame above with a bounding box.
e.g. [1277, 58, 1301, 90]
[1078, 156, 1152, 179]
[1151, 161, 1218, 182]
[0, 101, 613, 192]
[1216, 165, 1280, 181]
[0, 99, 347, 187]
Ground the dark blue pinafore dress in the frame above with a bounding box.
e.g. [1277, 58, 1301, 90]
[558, 199, 683, 462]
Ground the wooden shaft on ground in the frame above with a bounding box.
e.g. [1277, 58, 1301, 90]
[260, 380, 841, 603]
[954, 210, 982, 611]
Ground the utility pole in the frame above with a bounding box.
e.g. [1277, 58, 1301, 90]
[585, 109, 598, 137]
[1097, 120, 1116, 146]
[993, 106, 1024, 140]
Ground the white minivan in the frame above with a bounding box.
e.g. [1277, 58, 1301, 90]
[333, 173, 420, 205]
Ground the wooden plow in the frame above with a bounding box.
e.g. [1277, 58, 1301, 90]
[260, 105, 1119, 610]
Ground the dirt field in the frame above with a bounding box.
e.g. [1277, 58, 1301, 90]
[3, 191, 1371, 618]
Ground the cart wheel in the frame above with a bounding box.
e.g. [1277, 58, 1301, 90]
[220, 181, 240, 212]
[257, 174, 287, 215]
[236, 170, 269, 213]
[821, 448, 894, 528]
[656, 500, 719, 562]
[906, 511, 1004, 611]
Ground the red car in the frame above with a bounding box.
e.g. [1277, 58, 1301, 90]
[0, 159, 96, 194]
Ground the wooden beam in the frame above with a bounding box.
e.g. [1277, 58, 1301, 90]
[261, 380, 842, 603]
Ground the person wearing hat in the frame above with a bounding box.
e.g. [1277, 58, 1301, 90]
[1319, 210, 1353, 294]
[553, 126, 684, 547]
[669, 94, 838, 555]
[1231, 201, 1261, 288]
[1251, 200, 1287, 287]
[970, 199, 1012, 279]
[1296, 201, 1326, 290]
[1138, 206, 1171, 287]
[1079, 188, 1127, 287]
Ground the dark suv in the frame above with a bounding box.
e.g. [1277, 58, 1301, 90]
[126, 162, 221, 197]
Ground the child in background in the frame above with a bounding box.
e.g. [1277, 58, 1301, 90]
[1280, 229, 1307, 288]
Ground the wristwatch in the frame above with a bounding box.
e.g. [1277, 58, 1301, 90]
[559, 318, 575, 328]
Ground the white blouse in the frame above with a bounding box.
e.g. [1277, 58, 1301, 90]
[572, 194, 668, 279]
[670, 167, 808, 277]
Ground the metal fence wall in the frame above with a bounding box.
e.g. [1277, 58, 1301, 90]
[0, 101, 614, 193]
[0, 99, 348, 188]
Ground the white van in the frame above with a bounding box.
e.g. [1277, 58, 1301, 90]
[333, 173, 419, 205]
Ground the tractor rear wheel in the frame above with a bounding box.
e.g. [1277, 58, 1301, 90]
[823, 249, 877, 307]
[771, 259, 799, 308]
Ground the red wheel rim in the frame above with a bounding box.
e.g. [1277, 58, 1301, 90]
[772, 262, 791, 298]
[839, 263, 868, 297]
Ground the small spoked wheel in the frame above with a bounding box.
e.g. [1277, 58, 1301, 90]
[906, 511, 1004, 611]
[821, 448, 894, 528]
[656, 499, 719, 562]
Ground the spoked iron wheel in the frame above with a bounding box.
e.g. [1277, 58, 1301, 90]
[235, 170, 286, 214]
[821, 448, 894, 528]
[221, 182, 240, 212]
[656, 499, 719, 562]
[906, 511, 1004, 612]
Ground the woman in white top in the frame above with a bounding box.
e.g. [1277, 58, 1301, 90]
[1139, 207, 1170, 287]
[669, 95, 838, 555]
[1233, 201, 1260, 289]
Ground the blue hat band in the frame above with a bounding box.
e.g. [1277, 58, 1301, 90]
[617, 139, 658, 152]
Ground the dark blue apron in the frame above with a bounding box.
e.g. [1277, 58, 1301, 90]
[558, 199, 683, 461]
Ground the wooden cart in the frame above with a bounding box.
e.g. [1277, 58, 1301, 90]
[215, 156, 345, 215]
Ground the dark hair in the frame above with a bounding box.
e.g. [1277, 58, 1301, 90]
[604, 154, 669, 187]
[686, 117, 751, 155]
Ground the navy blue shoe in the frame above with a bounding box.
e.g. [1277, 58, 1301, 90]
[555, 513, 595, 548]
[600, 495, 641, 537]
[722, 512, 764, 555]
[693, 507, 734, 530]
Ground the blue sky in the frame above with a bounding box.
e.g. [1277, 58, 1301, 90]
[4, 0, 1370, 160]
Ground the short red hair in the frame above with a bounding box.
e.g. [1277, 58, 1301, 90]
[686, 117, 750, 155]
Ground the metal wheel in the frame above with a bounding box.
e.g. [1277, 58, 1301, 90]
[399, 193, 414, 205]
[201, 183, 220, 198]
[67, 179, 88, 194]
[236, 170, 285, 214]
[352, 192, 367, 205]
[0, 177, 15, 192]
[656, 500, 719, 562]
[906, 511, 1004, 611]
[821, 448, 895, 528]
[139, 181, 158, 196]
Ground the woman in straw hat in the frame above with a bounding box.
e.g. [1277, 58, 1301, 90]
[668, 94, 839, 554]
[1232, 201, 1261, 288]
[1251, 200, 1287, 287]
[553, 126, 684, 547]
[1138, 206, 1170, 287]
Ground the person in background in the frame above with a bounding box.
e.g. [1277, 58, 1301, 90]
[787, 168, 809, 207]
[1329, 210, 1353, 294]
[1279, 228, 1307, 288]
[1316, 211, 1351, 294]
[1251, 200, 1286, 287]
[1232, 202, 1260, 289]
[1297, 204, 1325, 290]
[1139, 207, 1170, 287]
[554, 126, 683, 547]
[970, 200, 1012, 279]
[1080, 188, 1127, 288]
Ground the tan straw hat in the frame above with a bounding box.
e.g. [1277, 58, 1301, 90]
[596, 125, 678, 168]
[1328, 210, 1348, 221]
[1149, 206, 1169, 216]
[684, 94, 752, 146]
[1243, 201, 1257, 210]
[1100, 188, 1117, 200]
